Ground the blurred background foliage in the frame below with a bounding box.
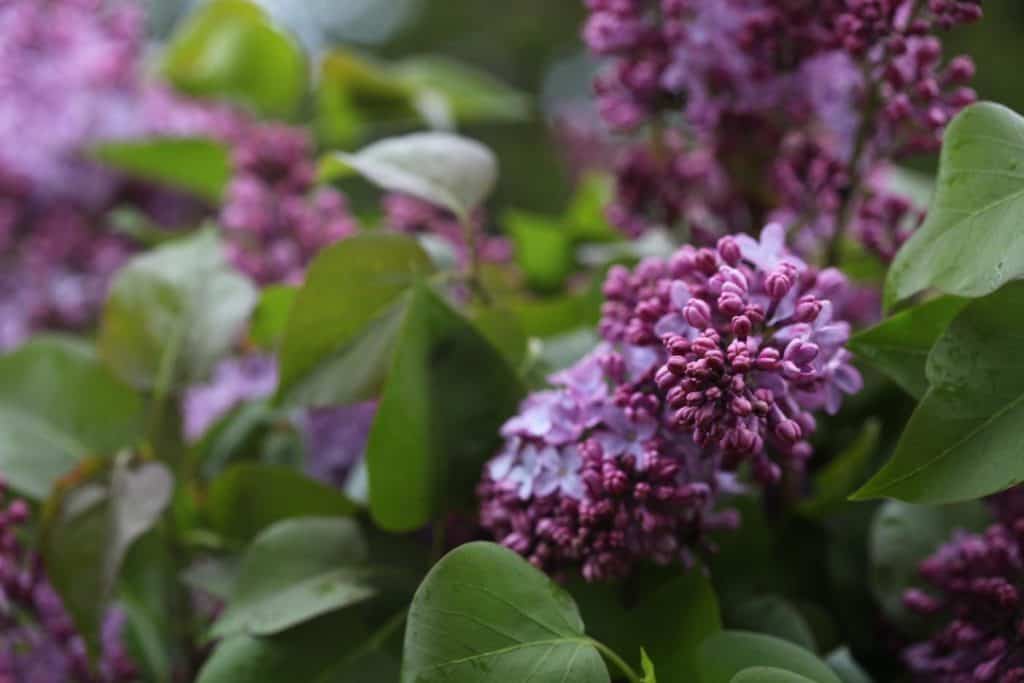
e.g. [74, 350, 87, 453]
[144, 0, 1024, 216]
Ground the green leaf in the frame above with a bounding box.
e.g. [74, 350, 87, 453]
[402, 542, 610, 683]
[825, 648, 873, 683]
[161, 0, 307, 119]
[367, 284, 524, 532]
[849, 297, 967, 399]
[249, 285, 297, 350]
[798, 420, 881, 517]
[206, 464, 356, 543]
[641, 649, 657, 683]
[43, 458, 173, 654]
[731, 668, 817, 683]
[276, 233, 434, 407]
[886, 102, 1024, 307]
[198, 610, 398, 683]
[868, 500, 988, 628]
[854, 282, 1024, 502]
[391, 55, 530, 125]
[322, 132, 498, 220]
[0, 337, 144, 498]
[212, 518, 376, 637]
[575, 571, 721, 683]
[91, 137, 232, 202]
[99, 230, 257, 390]
[730, 596, 817, 652]
[506, 210, 575, 292]
[700, 632, 840, 683]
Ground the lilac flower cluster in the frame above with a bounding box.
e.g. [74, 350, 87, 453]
[601, 224, 863, 482]
[219, 123, 358, 285]
[479, 225, 861, 580]
[0, 0, 232, 349]
[0, 481, 135, 682]
[478, 346, 738, 581]
[582, 0, 981, 257]
[902, 519, 1024, 682]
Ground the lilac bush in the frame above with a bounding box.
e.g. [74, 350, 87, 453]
[9, 0, 1024, 681]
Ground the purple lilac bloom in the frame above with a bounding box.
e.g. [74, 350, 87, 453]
[478, 346, 738, 582]
[219, 123, 358, 285]
[0, 480, 136, 683]
[182, 354, 280, 443]
[301, 402, 377, 489]
[0, 0, 236, 349]
[582, 0, 981, 257]
[902, 519, 1024, 682]
[600, 224, 862, 483]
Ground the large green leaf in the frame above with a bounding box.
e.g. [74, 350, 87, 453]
[867, 500, 987, 628]
[367, 284, 524, 532]
[854, 282, 1024, 502]
[212, 518, 376, 638]
[91, 137, 232, 202]
[161, 0, 307, 119]
[322, 132, 498, 220]
[849, 297, 967, 399]
[0, 337, 145, 498]
[276, 233, 434, 407]
[886, 102, 1024, 306]
[699, 632, 840, 683]
[99, 230, 257, 390]
[206, 465, 356, 543]
[43, 458, 173, 654]
[402, 542, 610, 683]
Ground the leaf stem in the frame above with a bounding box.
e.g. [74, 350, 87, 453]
[591, 638, 644, 683]
[460, 213, 492, 305]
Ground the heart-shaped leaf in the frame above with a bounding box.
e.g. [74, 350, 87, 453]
[276, 233, 434, 407]
[211, 517, 376, 638]
[699, 632, 840, 683]
[99, 230, 257, 391]
[849, 297, 967, 399]
[0, 337, 144, 498]
[367, 284, 524, 532]
[854, 281, 1024, 502]
[886, 102, 1024, 307]
[402, 542, 609, 683]
[322, 132, 498, 220]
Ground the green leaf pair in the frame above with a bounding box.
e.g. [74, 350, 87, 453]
[403, 543, 841, 683]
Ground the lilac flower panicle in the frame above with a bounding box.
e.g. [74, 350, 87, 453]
[601, 224, 862, 483]
[582, 0, 982, 259]
[0, 480, 135, 682]
[382, 193, 512, 267]
[219, 123, 358, 285]
[902, 517, 1024, 683]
